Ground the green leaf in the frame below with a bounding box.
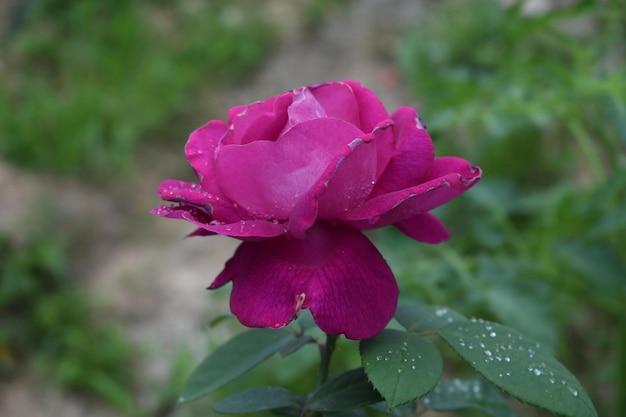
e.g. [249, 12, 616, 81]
[395, 303, 466, 332]
[486, 286, 557, 352]
[294, 309, 316, 332]
[307, 368, 383, 411]
[439, 319, 598, 417]
[179, 328, 296, 403]
[212, 386, 296, 414]
[279, 335, 314, 358]
[422, 377, 519, 417]
[360, 329, 443, 408]
[368, 402, 417, 417]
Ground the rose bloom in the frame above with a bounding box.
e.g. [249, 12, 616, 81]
[152, 80, 481, 340]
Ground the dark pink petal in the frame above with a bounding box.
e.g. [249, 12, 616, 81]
[285, 132, 379, 238]
[185, 120, 228, 194]
[342, 80, 390, 132]
[157, 179, 213, 206]
[372, 107, 435, 196]
[285, 87, 328, 128]
[372, 119, 396, 179]
[394, 213, 450, 244]
[209, 223, 398, 340]
[214, 118, 368, 232]
[309, 82, 360, 127]
[156, 179, 241, 224]
[317, 133, 378, 219]
[347, 158, 481, 227]
[226, 92, 293, 145]
[150, 205, 286, 239]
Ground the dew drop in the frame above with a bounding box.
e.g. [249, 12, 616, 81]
[485, 350, 492, 357]
[568, 386, 579, 397]
[489, 332, 497, 337]
[533, 368, 542, 376]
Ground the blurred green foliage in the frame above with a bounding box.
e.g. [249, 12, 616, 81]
[384, 0, 626, 415]
[0, 231, 134, 410]
[0, 0, 275, 179]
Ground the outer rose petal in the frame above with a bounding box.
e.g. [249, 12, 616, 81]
[151, 204, 286, 239]
[226, 92, 293, 145]
[342, 80, 390, 132]
[309, 82, 360, 127]
[209, 223, 399, 340]
[394, 213, 450, 244]
[156, 179, 242, 224]
[214, 118, 368, 226]
[185, 120, 228, 195]
[372, 107, 435, 196]
[347, 157, 481, 228]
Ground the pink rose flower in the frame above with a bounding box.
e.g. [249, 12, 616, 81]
[152, 80, 481, 340]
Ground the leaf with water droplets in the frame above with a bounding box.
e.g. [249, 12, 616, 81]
[213, 386, 296, 414]
[421, 377, 519, 417]
[360, 329, 443, 408]
[307, 368, 383, 411]
[179, 328, 296, 403]
[395, 303, 466, 332]
[438, 319, 598, 417]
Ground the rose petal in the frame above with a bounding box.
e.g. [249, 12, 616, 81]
[394, 213, 450, 244]
[156, 179, 241, 223]
[150, 204, 286, 239]
[210, 223, 398, 340]
[372, 107, 435, 196]
[343, 80, 390, 132]
[347, 157, 481, 227]
[286, 87, 328, 128]
[226, 92, 293, 145]
[185, 120, 228, 194]
[309, 82, 360, 127]
[317, 133, 378, 220]
[215, 118, 368, 226]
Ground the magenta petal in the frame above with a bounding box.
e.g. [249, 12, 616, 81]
[156, 179, 242, 223]
[185, 120, 228, 194]
[342, 80, 390, 132]
[309, 82, 360, 127]
[157, 179, 214, 206]
[372, 107, 435, 196]
[215, 118, 367, 225]
[150, 204, 286, 239]
[317, 132, 378, 219]
[347, 158, 481, 227]
[394, 213, 450, 244]
[210, 223, 398, 340]
[227, 92, 293, 145]
[286, 87, 328, 128]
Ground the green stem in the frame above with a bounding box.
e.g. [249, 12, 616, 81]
[317, 334, 338, 388]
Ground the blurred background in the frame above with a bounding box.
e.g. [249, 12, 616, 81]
[0, 0, 624, 416]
